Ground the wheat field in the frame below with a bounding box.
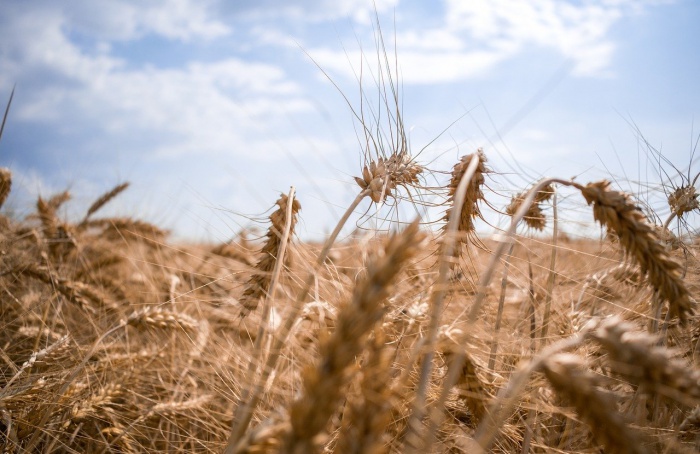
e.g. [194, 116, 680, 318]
[1, 47, 700, 453]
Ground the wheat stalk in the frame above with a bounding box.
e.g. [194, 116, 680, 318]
[281, 220, 424, 454]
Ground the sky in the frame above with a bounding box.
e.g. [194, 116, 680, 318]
[1, 0, 699, 242]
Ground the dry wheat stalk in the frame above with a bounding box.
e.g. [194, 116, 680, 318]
[441, 149, 489, 256]
[239, 193, 301, 317]
[438, 328, 488, 424]
[0, 167, 11, 210]
[580, 180, 694, 324]
[542, 353, 649, 454]
[281, 220, 424, 454]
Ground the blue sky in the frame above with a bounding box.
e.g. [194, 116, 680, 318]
[1, 0, 698, 241]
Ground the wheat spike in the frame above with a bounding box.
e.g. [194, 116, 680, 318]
[239, 193, 301, 317]
[542, 353, 649, 454]
[354, 151, 422, 203]
[580, 180, 694, 324]
[506, 183, 553, 231]
[0, 167, 11, 210]
[83, 182, 130, 222]
[441, 149, 488, 256]
[588, 317, 700, 403]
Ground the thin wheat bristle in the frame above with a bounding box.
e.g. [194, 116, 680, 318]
[580, 180, 694, 324]
[442, 149, 488, 256]
[83, 182, 130, 221]
[506, 183, 554, 231]
[239, 193, 301, 317]
[0, 167, 11, 210]
[282, 221, 424, 454]
[542, 353, 649, 454]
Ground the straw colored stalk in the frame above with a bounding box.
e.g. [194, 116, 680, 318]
[239, 193, 301, 317]
[441, 148, 489, 257]
[429, 178, 566, 452]
[580, 180, 694, 325]
[226, 188, 372, 450]
[438, 329, 488, 424]
[0, 167, 11, 210]
[542, 354, 649, 454]
[280, 220, 424, 454]
[354, 151, 422, 203]
[506, 184, 554, 231]
[404, 152, 483, 453]
[470, 320, 597, 452]
[588, 317, 700, 403]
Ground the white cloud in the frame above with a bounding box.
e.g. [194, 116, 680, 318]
[0, 4, 316, 161]
[62, 0, 230, 41]
[299, 0, 669, 84]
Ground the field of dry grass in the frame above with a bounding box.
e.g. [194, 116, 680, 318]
[1, 139, 700, 454]
[2, 37, 700, 453]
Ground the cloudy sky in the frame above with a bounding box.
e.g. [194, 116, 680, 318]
[1, 0, 698, 241]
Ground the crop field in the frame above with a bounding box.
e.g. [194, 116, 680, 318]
[1, 43, 699, 454]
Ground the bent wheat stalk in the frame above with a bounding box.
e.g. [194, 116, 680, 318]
[225, 188, 370, 451]
[404, 152, 481, 453]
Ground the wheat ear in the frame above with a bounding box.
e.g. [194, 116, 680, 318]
[588, 316, 700, 403]
[225, 188, 371, 451]
[0, 167, 11, 210]
[81, 182, 130, 223]
[542, 354, 649, 454]
[440, 149, 489, 257]
[580, 180, 694, 325]
[239, 191, 300, 318]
